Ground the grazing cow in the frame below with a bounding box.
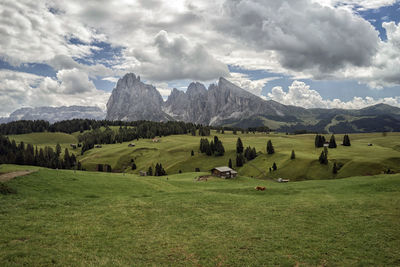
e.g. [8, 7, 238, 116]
[255, 186, 266, 191]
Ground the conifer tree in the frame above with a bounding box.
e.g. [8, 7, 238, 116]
[64, 148, 71, 168]
[343, 134, 351, 146]
[272, 162, 277, 171]
[191, 150, 194, 156]
[290, 149, 295, 160]
[56, 143, 61, 157]
[319, 150, 328, 165]
[214, 140, 225, 156]
[333, 162, 338, 174]
[267, 140, 275, 154]
[148, 166, 153, 176]
[236, 153, 245, 167]
[236, 137, 244, 154]
[329, 135, 337, 148]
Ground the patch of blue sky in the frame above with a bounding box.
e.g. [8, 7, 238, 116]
[92, 77, 116, 92]
[67, 38, 123, 68]
[231, 66, 400, 101]
[357, 2, 400, 41]
[0, 59, 56, 78]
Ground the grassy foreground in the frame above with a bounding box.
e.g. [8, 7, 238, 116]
[1, 164, 399, 266]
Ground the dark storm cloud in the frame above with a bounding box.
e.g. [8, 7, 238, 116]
[216, 0, 380, 75]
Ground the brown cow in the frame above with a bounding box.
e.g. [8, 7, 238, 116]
[255, 186, 266, 191]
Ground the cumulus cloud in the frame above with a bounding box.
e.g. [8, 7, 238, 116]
[316, 0, 399, 10]
[268, 80, 400, 109]
[48, 55, 115, 78]
[216, 0, 379, 76]
[0, 1, 99, 65]
[228, 72, 280, 97]
[120, 30, 229, 81]
[0, 70, 110, 116]
[339, 21, 400, 88]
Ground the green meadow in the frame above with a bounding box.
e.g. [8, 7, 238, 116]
[8, 131, 400, 180]
[0, 164, 399, 266]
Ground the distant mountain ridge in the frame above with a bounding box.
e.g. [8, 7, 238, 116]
[0, 106, 106, 124]
[106, 73, 400, 133]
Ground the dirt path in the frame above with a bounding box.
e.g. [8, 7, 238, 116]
[0, 170, 35, 182]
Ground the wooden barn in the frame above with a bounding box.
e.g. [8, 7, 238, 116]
[211, 166, 237, 179]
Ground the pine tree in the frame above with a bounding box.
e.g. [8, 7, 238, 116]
[290, 150, 295, 160]
[132, 163, 137, 170]
[56, 143, 61, 157]
[191, 128, 196, 136]
[329, 135, 337, 148]
[343, 134, 351, 146]
[236, 137, 243, 154]
[236, 153, 245, 167]
[191, 150, 194, 156]
[228, 158, 232, 169]
[319, 150, 328, 165]
[333, 162, 338, 174]
[214, 140, 225, 156]
[267, 140, 275, 154]
[148, 166, 153, 176]
[272, 162, 277, 171]
[64, 148, 71, 168]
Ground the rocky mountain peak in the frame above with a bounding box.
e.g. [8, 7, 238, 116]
[106, 73, 170, 121]
[186, 82, 207, 97]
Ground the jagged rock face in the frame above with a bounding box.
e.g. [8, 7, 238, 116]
[107, 73, 303, 125]
[163, 82, 208, 124]
[106, 73, 170, 121]
[164, 77, 304, 125]
[1, 106, 106, 123]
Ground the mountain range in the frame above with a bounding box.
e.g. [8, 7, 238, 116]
[1, 73, 400, 133]
[0, 106, 106, 124]
[106, 73, 400, 133]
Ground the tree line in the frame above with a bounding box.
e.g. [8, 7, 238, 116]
[199, 136, 225, 156]
[0, 135, 79, 170]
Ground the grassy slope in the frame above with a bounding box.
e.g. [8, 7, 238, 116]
[8, 132, 79, 157]
[8, 131, 400, 180]
[77, 131, 400, 180]
[0, 165, 399, 266]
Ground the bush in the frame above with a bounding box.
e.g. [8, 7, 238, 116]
[0, 183, 16, 195]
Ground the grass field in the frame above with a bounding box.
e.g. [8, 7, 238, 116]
[7, 131, 400, 180]
[0, 164, 399, 266]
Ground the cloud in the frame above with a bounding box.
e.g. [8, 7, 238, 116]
[227, 73, 280, 97]
[340, 21, 400, 88]
[267, 80, 400, 109]
[121, 30, 229, 81]
[316, 0, 399, 10]
[0, 1, 99, 66]
[0, 70, 110, 116]
[48, 55, 115, 78]
[216, 0, 379, 76]
[56, 68, 97, 94]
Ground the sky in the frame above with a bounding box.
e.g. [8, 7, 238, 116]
[0, 0, 399, 116]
